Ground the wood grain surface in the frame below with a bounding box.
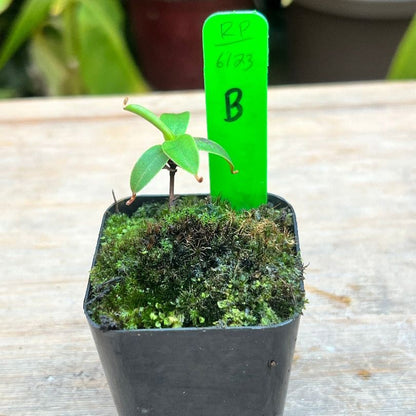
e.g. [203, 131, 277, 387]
[1, 81, 415, 415]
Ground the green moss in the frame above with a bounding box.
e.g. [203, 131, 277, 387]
[87, 196, 305, 329]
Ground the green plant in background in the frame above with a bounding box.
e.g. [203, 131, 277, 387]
[388, 14, 416, 79]
[123, 100, 238, 207]
[0, 0, 35, 97]
[0, 0, 11, 13]
[0, 0, 147, 96]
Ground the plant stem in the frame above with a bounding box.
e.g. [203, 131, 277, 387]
[168, 160, 177, 208]
[111, 189, 119, 213]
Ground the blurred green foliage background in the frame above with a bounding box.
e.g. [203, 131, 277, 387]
[1, 0, 414, 99]
[0, 0, 148, 98]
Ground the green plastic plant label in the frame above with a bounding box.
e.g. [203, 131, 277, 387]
[203, 11, 268, 210]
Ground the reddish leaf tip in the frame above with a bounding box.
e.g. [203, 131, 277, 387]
[126, 193, 136, 206]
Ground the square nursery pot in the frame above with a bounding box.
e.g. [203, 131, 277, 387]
[84, 193, 302, 416]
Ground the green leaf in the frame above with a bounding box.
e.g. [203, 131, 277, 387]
[31, 25, 83, 95]
[388, 15, 416, 79]
[130, 145, 169, 193]
[78, 0, 123, 29]
[0, 0, 54, 69]
[124, 103, 174, 141]
[76, 0, 148, 94]
[60, 1, 80, 70]
[194, 137, 237, 173]
[0, 0, 13, 14]
[160, 112, 190, 135]
[162, 134, 199, 175]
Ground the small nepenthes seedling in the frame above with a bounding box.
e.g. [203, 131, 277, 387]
[123, 99, 238, 207]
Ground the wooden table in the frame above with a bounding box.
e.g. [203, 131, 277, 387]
[1, 81, 415, 415]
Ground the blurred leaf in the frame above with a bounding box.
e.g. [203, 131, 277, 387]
[194, 137, 237, 173]
[50, 0, 69, 16]
[0, 0, 53, 69]
[30, 26, 66, 95]
[0, 0, 13, 14]
[130, 144, 169, 194]
[162, 134, 199, 175]
[77, 0, 148, 94]
[89, 0, 123, 29]
[0, 87, 15, 98]
[30, 24, 83, 95]
[160, 112, 190, 136]
[60, 1, 78, 64]
[388, 14, 416, 79]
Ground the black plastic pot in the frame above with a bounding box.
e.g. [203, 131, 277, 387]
[84, 193, 302, 416]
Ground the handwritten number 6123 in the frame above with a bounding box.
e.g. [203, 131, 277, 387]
[216, 51, 254, 71]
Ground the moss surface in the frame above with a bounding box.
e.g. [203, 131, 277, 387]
[87, 196, 305, 329]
